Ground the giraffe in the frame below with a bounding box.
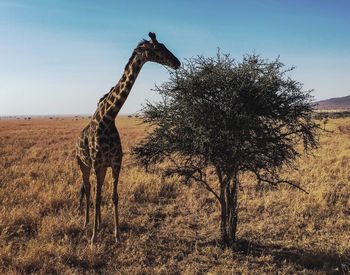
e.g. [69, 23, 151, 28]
[75, 32, 180, 245]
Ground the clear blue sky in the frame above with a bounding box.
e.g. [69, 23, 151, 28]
[1, 0, 349, 116]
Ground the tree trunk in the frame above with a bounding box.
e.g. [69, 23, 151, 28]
[220, 180, 228, 245]
[219, 171, 239, 248]
[228, 175, 238, 244]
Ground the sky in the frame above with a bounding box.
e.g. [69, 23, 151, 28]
[1, 0, 349, 116]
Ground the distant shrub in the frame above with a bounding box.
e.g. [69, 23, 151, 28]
[313, 111, 350, 120]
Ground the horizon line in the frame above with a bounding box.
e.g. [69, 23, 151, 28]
[0, 113, 136, 118]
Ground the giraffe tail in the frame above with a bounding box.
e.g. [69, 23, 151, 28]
[79, 184, 85, 208]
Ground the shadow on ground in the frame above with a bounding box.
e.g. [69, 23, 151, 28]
[234, 238, 349, 274]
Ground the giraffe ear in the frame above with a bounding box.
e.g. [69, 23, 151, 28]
[149, 32, 158, 44]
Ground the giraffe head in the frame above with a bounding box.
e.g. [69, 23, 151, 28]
[135, 32, 181, 69]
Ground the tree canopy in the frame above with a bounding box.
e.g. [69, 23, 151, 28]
[132, 52, 321, 246]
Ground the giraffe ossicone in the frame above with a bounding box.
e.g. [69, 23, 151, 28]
[75, 32, 180, 245]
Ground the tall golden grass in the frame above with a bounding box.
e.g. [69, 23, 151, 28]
[0, 116, 349, 274]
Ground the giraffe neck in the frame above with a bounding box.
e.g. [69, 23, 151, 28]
[92, 51, 145, 126]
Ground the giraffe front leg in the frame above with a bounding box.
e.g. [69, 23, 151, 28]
[112, 184, 119, 243]
[91, 166, 106, 246]
[91, 181, 101, 245]
[112, 164, 121, 243]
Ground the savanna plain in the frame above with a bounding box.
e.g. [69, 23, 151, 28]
[0, 116, 349, 274]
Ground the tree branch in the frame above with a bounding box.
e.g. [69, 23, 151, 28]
[255, 172, 309, 194]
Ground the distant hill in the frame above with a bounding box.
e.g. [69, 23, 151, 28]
[314, 95, 350, 110]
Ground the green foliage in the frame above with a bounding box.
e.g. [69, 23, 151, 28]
[133, 52, 320, 185]
[133, 52, 321, 246]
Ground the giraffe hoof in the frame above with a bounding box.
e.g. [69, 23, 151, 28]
[115, 233, 120, 243]
[91, 235, 97, 245]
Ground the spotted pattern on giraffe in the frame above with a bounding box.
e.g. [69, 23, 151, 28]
[75, 32, 180, 245]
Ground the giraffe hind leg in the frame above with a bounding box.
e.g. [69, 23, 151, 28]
[79, 184, 85, 209]
[77, 157, 91, 227]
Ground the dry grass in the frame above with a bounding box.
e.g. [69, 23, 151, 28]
[0, 116, 349, 274]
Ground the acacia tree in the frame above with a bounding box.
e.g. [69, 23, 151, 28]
[132, 52, 320, 247]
